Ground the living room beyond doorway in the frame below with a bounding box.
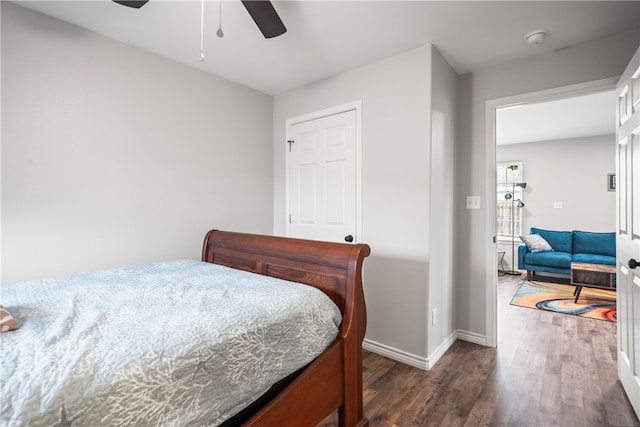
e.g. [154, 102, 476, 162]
[495, 89, 617, 276]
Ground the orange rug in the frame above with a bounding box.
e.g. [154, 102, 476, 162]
[510, 281, 616, 322]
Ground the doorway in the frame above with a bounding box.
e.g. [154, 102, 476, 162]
[484, 77, 619, 347]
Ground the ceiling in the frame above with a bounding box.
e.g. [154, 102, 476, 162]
[496, 90, 618, 145]
[12, 1, 640, 96]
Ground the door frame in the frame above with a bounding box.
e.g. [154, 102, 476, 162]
[284, 100, 364, 242]
[484, 77, 618, 347]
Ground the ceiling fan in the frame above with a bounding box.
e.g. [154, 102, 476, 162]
[112, 0, 287, 39]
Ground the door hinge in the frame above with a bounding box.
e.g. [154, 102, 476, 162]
[493, 236, 496, 243]
[289, 214, 291, 224]
[287, 140, 294, 152]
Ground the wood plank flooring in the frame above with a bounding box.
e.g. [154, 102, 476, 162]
[319, 273, 639, 426]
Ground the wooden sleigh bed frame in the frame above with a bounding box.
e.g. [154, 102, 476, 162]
[202, 230, 371, 427]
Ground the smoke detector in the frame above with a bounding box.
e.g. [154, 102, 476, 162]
[525, 30, 547, 44]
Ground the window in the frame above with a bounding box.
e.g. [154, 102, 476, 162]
[497, 161, 524, 239]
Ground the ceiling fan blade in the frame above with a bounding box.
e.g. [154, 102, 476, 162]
[241, 0, 287, 39]
[112, 0, 149, 8]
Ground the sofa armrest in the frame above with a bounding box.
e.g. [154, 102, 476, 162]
[518, 244, 528, 269]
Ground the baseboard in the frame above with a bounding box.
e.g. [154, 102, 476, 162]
[426, 330, 458, 369]
[363, 339, 428, 370]
[363, 329, 459, 371]
[363, 330, 489, 371]
[456, 329, 488, 346]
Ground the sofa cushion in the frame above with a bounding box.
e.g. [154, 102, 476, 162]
[572, 253, 616, 266]
[573, 230, 616, 257]
[530, 227, 572, 253]
[524, 251, 572, 269]
[520, 234, 553, 252]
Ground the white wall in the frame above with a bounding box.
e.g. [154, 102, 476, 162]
[427, 46, 457, 359]
[455, 30, 639, 338]
[497, 135, 616, 270]
[274, 46, 432, 361]
[1, 3, 274, 283]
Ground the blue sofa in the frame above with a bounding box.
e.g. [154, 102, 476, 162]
[518, 227, 616, 280]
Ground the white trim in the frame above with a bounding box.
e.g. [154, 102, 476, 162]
[363, 329, 483, 371]
[363, 339, 428, 370]
[484, 77, 618, 348]
[284, 100, 363, 243]
[456, 329, 488, 346]
[426, 330, 458, 368]
[485, 100, 498, 348]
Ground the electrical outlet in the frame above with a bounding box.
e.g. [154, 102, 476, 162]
[553, 202, 563, 209]
[466, 196, 481, 210]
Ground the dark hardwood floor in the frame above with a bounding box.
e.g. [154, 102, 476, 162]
[320, 273, 639, 426]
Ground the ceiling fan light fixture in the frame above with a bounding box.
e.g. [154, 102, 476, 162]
[112, 0, 149, 9]
[241, 0, 287, 38]
[525, 29, 547, 45]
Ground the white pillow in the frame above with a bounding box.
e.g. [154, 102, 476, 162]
[520, 234, 554, 253]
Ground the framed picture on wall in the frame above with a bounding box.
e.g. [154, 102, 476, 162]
[607, 173, 616, 191]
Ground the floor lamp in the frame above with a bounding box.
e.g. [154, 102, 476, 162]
[504, 182, 527, 275]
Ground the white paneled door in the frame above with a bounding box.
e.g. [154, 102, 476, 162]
[616, 46, 640, 418]
[287, 109, 357, 244]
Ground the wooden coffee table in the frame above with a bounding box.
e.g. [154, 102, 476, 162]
[570, 262, 617, 303]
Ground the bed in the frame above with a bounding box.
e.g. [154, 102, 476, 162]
[0, 229, 371, 427]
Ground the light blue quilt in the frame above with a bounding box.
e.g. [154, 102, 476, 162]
[0, 260, 342, 426]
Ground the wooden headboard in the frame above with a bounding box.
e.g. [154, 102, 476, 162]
[202, 230, 371, 426]
[202, 230, 371, 337]
[201, 229, 370, 316]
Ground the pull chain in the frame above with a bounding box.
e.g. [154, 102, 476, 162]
[199, 0, 205, 61]
[217, 0, 224, 38]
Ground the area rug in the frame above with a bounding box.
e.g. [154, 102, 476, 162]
[510, 281, 616, 323]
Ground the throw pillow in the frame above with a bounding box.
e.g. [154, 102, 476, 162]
[0, 304, 19, 332]
[520, 234, 554, 253]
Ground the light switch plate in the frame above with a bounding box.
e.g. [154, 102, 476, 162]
[466, 196, 481, 209]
